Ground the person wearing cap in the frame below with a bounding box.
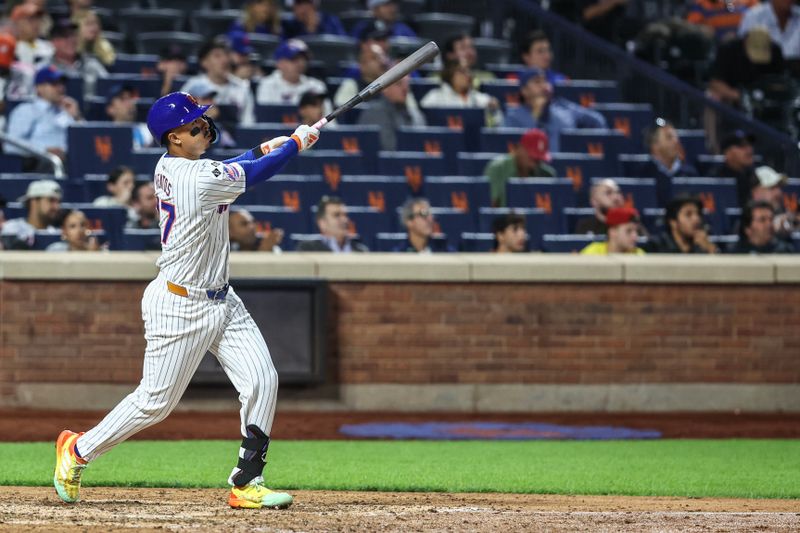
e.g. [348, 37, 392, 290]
[492, 213, 528, 253]
[73, 9, 116, 68]
[255, 38, 327, 106]
[713, 129, 758, 208]
[5, 65, 81, 167]
[420, 61, 503, 127]
[180, 37, 255, 125]
[45, 209, 102, 252]
[708, 27, 786, 108]
[484, 128, 557, 207]
[638, 119, 699, 207]
[519, 30, 566, 85]
[350, 0, 416, 40]
[686, 0, 758, 43]
[503, 67, 606, 151]
[749, 165, 798, 238]
[157, 45, 188, 97]
[105, 84, 154, 149]
[10, 3, 53, 69]
[282, 0, 345, 40]
[0, 179, 62, 250]
[738, 0, 800, 60]
[228, 0, 282, 37]
[580, 206, 646, 255]
[728, 200, 795, 254]
[48, 17, 107, 97]
[357, 72, 425, 151]
[644, 195, 718, 254]
[575, 178, 625, 235]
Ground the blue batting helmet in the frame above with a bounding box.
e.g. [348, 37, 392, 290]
[146, 91, 218, 146]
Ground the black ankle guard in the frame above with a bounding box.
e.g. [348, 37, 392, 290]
[231, 424, 270, 486]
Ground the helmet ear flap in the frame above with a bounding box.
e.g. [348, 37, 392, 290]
[202, 114, 219, 145]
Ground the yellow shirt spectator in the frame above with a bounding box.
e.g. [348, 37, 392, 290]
[580, 241, 645, 255]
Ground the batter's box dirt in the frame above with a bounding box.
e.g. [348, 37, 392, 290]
[0, 488, 798, 532]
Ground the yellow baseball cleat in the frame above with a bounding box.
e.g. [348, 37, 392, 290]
[229, 478, 293, 509]
[54, 430, 87, 503]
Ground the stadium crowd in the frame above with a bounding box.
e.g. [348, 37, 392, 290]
[0, 0, 797, 254]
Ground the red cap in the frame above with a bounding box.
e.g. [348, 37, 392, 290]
[520, 128, 551, 162]
[0, 33, 15, 69]
[10, 4, 44, 21]
[605, 206, 640, 228]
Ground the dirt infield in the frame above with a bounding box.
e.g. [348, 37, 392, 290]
[0, 488, 797, 532]
[2, 409, 799, 441]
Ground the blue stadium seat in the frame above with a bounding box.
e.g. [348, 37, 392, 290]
[724, 207, 742, 235]
[0, 153, 24, 173]
[337, 176, 411, 214]
[540, 234, 604, 253]
[377, 151, 449, 193]
[456, 152, 495, 176]
[409, 77, 439, 103]
[478, 206, 558, 250]
[593, 103, 654, 148]
[298, 150, 370, 181]
[479, 80, 521, 108]
[792, 232, 800, 252]
[110, 53, 159, 75]
[695, 154, 725, 176]
[129, 148, 166, 174]
[396, 126, 465, 173]
[459, 232, 495, 252]
[479, 127, 526, 153]
[676, 129, 708, 162]
[563, 207, 597, 233]
[95, 75, 163, 99]
[420, 107, 485, 151]
[640, 207, 665, 234]
[375, 232, 408, 251]
[671, 177, 738, 234]
[31, 231, 65, 251]
[422, 176, 490, 213]
[506, 178, 576, 232]
[618, 154, 651, 177]
[121, 228, 162, 251]
[553, 80, 620, 106]
[429, 207, 477, 248]
[784, 178, 800, 214]
[559, 129, 632, 167]
[67, 124, 134, 176]
[238, 174, 324, 210]
[550, 153, 613, 200]
[243, 205, 311, 235]
[599, 177, 658, 210]
[254, 104, 300, 124]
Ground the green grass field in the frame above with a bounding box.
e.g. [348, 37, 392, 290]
[4, 440, 799, 499]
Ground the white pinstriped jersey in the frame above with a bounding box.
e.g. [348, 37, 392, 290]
[153, 153, 246, 289]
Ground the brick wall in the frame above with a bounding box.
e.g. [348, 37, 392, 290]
[1, 280, 799, 402]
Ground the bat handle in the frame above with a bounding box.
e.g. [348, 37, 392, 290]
[312, 117, 329, 130]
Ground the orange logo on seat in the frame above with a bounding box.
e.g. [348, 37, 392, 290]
[446, 115, 463, 130]
[94, 136, 113, 163]
[698, 192, 716, 213]
[87, 218, 103, 231]
[587, 142, 604, 156]
[580, 93, 596, 107]
[566, 166, 583, 192]
[507, 141, 516, 154]
[535, 192, 552, 214]
[624, 193, 635, 208]
[451, 191, 469, 212]
[323, 164, 341, 190]
[348, 219, 357, 235]
[341, 137, 360, 153]
[368, 191, 385, 212]
[256, 221, 272, 233]
[423, 140, 441, 155]
[505, 93, 520, 105]
[784, 192, 798, 213]
[433, 220, 442, 234]
[281, 113, 298, 124]
[282, 190, 300, 212]
[405, 166, 423, 193]
[613, 117, 631, 137]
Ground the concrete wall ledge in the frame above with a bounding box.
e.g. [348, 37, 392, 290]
[1, 252, 799, 284]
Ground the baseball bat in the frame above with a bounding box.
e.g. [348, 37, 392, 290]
[312, 41, 440, 130]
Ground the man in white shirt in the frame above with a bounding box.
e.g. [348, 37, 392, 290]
[255, 39, 327, 106]
[181, 38, 255, 125]
[10, 3, 53, 69]
[738, 0, 800, 60]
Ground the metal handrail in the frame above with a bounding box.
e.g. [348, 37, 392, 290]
[0, 131, 65, 178]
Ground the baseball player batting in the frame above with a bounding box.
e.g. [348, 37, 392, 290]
[53, 92, 319, 509]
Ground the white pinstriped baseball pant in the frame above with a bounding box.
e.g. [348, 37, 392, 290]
[76, 274, 279, 463]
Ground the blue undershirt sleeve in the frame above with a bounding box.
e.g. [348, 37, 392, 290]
[237, 139, 300, 188]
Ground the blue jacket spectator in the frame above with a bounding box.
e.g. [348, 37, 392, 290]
[228, 0, 283, 36]
[503, 67, 606, 152]
[282, 0, 345, 39]
[351, 0, 416, 40]
[519, 30, 567, 85]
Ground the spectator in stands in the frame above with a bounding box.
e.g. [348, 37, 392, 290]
[503, 67, 606, 151]
[93, 165, 135, 212]
[645, 195, 718, 253]
[492, 213, 528, 253]
[351, 0, 416, 40]
[335, 39, 389, 106]
[282, 0, 345, 39]
[157, 45, 188, 97]
[182, 80, 237, 147]
[638, 119, 699, 207]
[484, 128, 556, 207]
[420, 61, 503, 127]
[0, 32, 35, 109]
[228, 32, 264, 83]
[298, 91, 327, 127]
[686, 0, 758, 43]
[714, 129, 757, 208]
[68, 0, 94, 18]
[707, 27, 785, 109]
[0, 179, 61, 250]
[104, 84, 154, 149]
[394, 197, 452, 253]
[48, 18, 107, 97]
[354, 19, 391, 58]
[519, 30, 566, 84]
[296, 196, 369, 252]
[357, 73, 425, 151]
[73, 9, 115, 68]
[5, 65, 81, 169]
[750, 165, 798, 238]
[228, 0, 282, 37]
[128, 181, 158, 230]
[738, 0, 800, 60]
[580, 206, 646, 255]
[575, 178, 624, 235]
[579, 0, 635, 44]
[10, 3, 53, 69]
[46, 209, 102, 252]
[439, 33, 495, 86]
[728, 200, 795, 253]
[181, 38, 255, 125]
[256, 39, 327, 106]
[229, 208, 284, 252]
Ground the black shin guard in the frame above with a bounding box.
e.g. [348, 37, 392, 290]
[231, 424, 270, 487]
